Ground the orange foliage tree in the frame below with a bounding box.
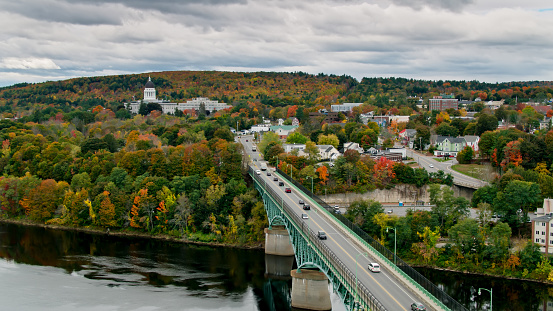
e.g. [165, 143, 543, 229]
[373, 157, 396, 187]
[316, 165, 329, 185]
[501, 139, 523, 169]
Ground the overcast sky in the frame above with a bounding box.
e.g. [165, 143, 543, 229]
[1, 0, 552, 87]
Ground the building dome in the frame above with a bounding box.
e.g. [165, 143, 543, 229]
[145, 76, 155, 88]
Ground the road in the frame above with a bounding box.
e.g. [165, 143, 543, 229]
[406, 148, 488, 188]
[240, 136, 431, 311]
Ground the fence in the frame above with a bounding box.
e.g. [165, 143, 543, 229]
[276, 168, 468, 311]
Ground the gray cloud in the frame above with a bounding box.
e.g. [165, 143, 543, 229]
[0, 0, 552, 87]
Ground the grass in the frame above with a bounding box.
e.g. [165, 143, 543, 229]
[451, 164, 488, 179]
[435, 158, 453, 162]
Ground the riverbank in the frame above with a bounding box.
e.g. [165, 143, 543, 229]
[0, 217, 265, 250]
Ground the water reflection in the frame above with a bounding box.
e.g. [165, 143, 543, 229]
[416, 267, 553, 311]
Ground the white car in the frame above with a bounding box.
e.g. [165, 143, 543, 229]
[301, 214, 308, 219]
[256, 170, 261, 175]
[368, 263, 381, 273]
[429, 164, 434, 168]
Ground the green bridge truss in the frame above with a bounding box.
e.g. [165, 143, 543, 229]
[250, 167, 386, 311]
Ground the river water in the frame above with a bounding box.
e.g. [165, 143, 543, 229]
[0, 222, 552, 311]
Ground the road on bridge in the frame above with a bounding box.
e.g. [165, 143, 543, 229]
[240, 136, 434, 311]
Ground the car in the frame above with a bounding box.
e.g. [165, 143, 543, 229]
[333, 205, 339, 210]
[256, 170, 261, 175]
[303, 204, 310, 210]
[317, 231, 327, 240]
[273, 177, 278, 181]
[279, 181, 284, 186]
[368, 263, 381, 273]
[411, 302, 426, 311]
[429, 164, 434, 168]
[301, 213, 308, 219]
[387, 209, 393, 214]
[266, 171, 271, 176]
[334, 210, 341, 214]
[285, 187, 292, 193]
[298, 199, 304, 205]
[246, 139, 248, 142]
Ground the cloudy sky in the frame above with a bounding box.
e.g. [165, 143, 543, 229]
[1, 0, 552, 87]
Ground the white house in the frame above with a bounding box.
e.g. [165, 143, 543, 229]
[343, 142, 364, 154]
[463, 135, 480, 152]
[317, 145, 340, 160]
[283, 143, 306, 153]
[250, 124, 271, 133]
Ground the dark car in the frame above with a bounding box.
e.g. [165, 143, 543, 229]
[279, 181, 284, 186]
[411, 302, 426, 311]
[285, 187, 291, 193]
[273, 177, 278, 181]
[303, 204, 310, 210]
[298, 199, 304, 205]
[317, 231, 327, 240]
[266, 171, 271, 176]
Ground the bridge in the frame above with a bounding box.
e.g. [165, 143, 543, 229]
[243, 139, 467, 311]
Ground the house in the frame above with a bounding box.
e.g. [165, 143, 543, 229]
[386, 148, 407, 159]
[270, 125, 298, 139]
[291, 118, 300, 126]
[317, 145, 340, 161]
[399, 129, 417, 141]
[433, 136, 466, 157]
[462, 135, 480, 152]
[309, 111, 341, 123]
[484, 100, 505, 110]
[283, 143, 306, 153]
[540, 118, 551, 130]
[250, 124, 271, 133]
[343, 142, 364, 154]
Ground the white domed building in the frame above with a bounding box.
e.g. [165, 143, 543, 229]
[127, 77, 231, 115]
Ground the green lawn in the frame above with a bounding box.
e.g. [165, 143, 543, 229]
[451, 164, 488, 180]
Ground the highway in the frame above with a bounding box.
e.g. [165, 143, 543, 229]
[240, 136, 434, 311]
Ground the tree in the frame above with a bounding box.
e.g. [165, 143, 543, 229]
[317, 134, 339, 148]
[96, 191, 117, 228]
[448, 218, 483, 258]
[456, 146, 474, 164]
[429, 184, 470, 233]
[476, 113, 498, 135]
[304, 141, 319, 161]
[495, 180, 541, 228]
[344, 199, 383, 236]
[479, 131, 497, 159]
[258, 131, 281, 154]
[286, 132, 308, 144]
[415, 125, 430, 150]
[435, 123, 459, 137]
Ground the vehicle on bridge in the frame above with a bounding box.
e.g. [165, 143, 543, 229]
[303, 204, 310, 210]
[368, 263, 381, 273]
[317, 231, 327, 240]
[266, 171, 271, 176]
[256, 170, 261, 175]
[285, 187, 291, 193]
[411, 302, 426, 310]
[279, 181, 284, 186]
[298, 199, 304, 205]
[273, 177, 278, 181]
[301, 213, 308, 219]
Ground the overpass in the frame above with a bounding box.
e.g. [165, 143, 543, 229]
[243, 138, 467, 311]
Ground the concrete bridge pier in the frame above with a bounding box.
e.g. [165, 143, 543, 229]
[265, 226, 294, 256]
[265, 254, 294, 279]
[290, 269, 331, 311]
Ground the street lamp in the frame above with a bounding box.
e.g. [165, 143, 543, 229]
[273, 155, 279, 168]
[355, 252, 368, 310]
[386, 227, 397, 265]
[478, 287, 492, 311]
[306, 176, 313, 194]
[419, 137, 422, 151]
[287, 164, 293, 179]
[236, 120, 239, 132]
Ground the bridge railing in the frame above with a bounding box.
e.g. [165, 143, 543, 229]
[250, 167, 387, 311]
[276, 168, 468, 311]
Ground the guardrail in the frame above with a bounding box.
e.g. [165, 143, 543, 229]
[275, 168, 468, 311]
[249, 166, 387, 311]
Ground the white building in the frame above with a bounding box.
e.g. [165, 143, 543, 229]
[343, 142, 364, 154]
[127, 77, 231, 115]
[250, 124, 271, 133]
[331, 103, 363, 112]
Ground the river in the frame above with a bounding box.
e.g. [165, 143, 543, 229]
[0, 222, 552, 310]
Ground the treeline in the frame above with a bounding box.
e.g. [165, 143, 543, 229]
[0, 116, 267, 244]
